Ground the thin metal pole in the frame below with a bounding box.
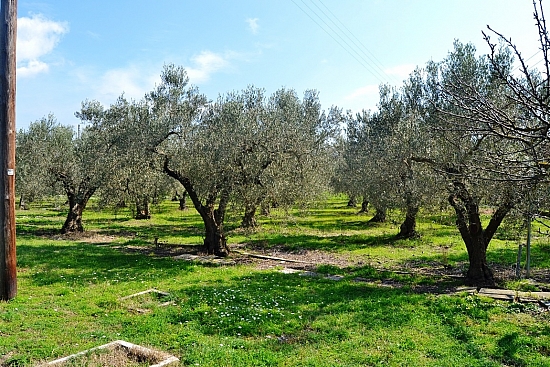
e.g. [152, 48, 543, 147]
[516, 244, 523, 279]
[526, 213, 532, 279]
[0, 0, 17, 301]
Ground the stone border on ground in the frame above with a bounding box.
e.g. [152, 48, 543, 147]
[43, 340, 179, 367]
[456, 286, 550, 303]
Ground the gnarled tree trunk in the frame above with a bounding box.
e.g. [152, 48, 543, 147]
[135, 196, 151, 219]
[61, 191, 94, 234]
[203, 213, 229, 256]
[448, 181, 513, 286]
[396, 203, 419, 239]
[241, 203, 258, 228]
[347, 195, 357, 207]
[18, 195, 28, 210]
[358, 197, 369, 213]
[178, 191, 188, 210]
[199, 192, 230, 256]
[369, 207, 387, 223]
[164, 159, 230, 257]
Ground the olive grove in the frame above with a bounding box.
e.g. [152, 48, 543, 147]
[83, 65, 338, 256]
[15, 1, 550, 286]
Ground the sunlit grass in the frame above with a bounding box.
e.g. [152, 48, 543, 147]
[1, 195, 549, 366]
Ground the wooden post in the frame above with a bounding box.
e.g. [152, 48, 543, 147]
[0, 0, 17, 301]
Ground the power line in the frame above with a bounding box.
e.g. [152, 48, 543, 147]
[290, 0, 395, 86]
[316, 0, 399, 84]
[305, 0, 392, 83]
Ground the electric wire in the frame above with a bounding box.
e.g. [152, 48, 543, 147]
[316, 0, 400, 84]
[289, 0, 394, 85]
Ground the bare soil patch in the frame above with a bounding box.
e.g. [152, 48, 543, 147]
[117, 241, 550, 288]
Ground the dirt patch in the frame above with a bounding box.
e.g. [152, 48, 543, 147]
[121, 244, 207, 257]
[114, 241, 550, 290]
[44, 231, 121, 244]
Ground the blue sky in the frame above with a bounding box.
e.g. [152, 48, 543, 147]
[16, 0, 541, 129]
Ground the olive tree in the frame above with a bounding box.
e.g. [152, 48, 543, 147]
[421, 41, 531, 285]
[84, 97, 175, 219]
[334, 82, 438, 237]
[235, 89, 340, 228]
[107, 65, 337, 256]
[16, 114, 64, 208]
[16, 112, 116, 233]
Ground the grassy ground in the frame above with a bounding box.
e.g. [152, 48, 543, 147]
[1, 196, 550, 366]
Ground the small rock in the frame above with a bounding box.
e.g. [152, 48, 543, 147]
[325, 274, 344, 281]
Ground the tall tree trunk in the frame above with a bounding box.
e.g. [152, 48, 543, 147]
[163, 158, 230, 257]
[178, 191, 188, 210]
[135, 196, 150, 219]
[369, 207, 386, 223]
[203, 213, 229, 256]
[448, 181, 513, 286]
[358, 197, 369, 213]
[396, 204, 419, 239]
[61, 194, 92, 233]
[241, 203, 258, 228]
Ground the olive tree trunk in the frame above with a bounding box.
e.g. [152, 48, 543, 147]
[241, 203, 258, 228]
[18, 195, 27, 210]
[179, 191, 188, 210]
[369, 207, 387, 223]
[61, 190, 95, 234]
[448, 181, 513, 286]
[396, 203, 419, 239]
[164, 159, 230, 257]
[358, 197, 369, 213]
[135, 196, 151, 219]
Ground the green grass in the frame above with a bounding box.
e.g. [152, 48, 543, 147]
[0, 196, 549, 366]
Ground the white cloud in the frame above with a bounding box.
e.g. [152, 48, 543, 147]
[384, 64, 416, 78]
[95, 65, 160, 102]
[81, 50, 236, 105]
[185, 51, 230, 83]
[246, 18, 259, 34]
[17, 14, 69, 77]
[341, 85, 380, 113]
[344, 85, 379, 101]
[17, 60, 49, 78]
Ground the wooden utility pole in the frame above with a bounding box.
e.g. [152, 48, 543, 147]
[0, 0, 17, 301]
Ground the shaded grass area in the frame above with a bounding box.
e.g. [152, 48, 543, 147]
[1, 196, 549, 366]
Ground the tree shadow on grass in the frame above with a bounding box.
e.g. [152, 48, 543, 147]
[258, 213, 387, 233]
[16, 242, 197, 287]
[18, 220, 208, 248]
[245, 232, 400, 252]
[495, 332, 527, 367]
[96, 222, 205, 241]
